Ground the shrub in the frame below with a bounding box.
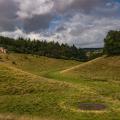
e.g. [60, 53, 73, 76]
[12, 61, 16, 65]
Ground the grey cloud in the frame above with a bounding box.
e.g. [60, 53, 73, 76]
[22, 14, 53, 32]
[69, 0, 104, 11]
[53, 0, 109, 13]
[0, 0, 18, 31]
[56, 26, 66, 32]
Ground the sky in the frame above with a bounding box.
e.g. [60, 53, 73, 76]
[0, 0, 120, 48]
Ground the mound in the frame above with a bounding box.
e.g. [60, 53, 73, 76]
[61, 56, 120, 81]
[0, 63, 73, 119]
[0, 53, 80, 76]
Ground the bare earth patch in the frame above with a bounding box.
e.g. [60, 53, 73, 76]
[79, 103, 106, 111]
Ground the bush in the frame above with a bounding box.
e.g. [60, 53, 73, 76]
[12, 61, 16, 65]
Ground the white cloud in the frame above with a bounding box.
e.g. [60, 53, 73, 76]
[43, 12, 120, 48]
[1, 12, 120, 48]
[15, 0, 54, 19]
[15, 0, 103, 19]
[0, 28, 42, 40]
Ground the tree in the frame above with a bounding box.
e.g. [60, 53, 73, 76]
[104, 30, 120, 55]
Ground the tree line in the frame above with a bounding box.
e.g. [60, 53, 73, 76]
[0, 36, 87, 61]
[0, 30, 119, 61]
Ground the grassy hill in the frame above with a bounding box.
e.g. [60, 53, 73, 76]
[0, 53, 80, 76]
[0, 62, 80, 120]
[0, 53, 120, 120]
[61, 56, 120, 82]
[49, 56, 120, 110]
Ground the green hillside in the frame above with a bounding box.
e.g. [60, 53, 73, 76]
[0, 53, 120, 120]
[0, 63, 79, 120]
[49, 56, 120, 111]
[61, 56, 120, 82]
[0, 53, 80, 76]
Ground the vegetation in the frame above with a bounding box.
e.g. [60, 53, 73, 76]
[0, 53, 80, 76]
[0, 63, 76, 120]
[0, 53, 120, 120]
[0, 36, 87, 61]
[59, 56, 120, 82]
[84, 48, 103, 60]
[104, 30, 120, 55]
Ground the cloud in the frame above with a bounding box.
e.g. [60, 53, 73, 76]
[0, 0, 120, 48]
[23, 14, 53, 32]
[0, 28, 44, 40]
[0, 0, 18, 31]
[14, 0, 112, 19]
[15, 0, 54, 19]
[40, 12, 120, 48]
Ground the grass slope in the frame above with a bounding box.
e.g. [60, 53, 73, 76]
[49, 56, 120, 113]
[0, 53, 80, 77]
[50, 56, 120, 96]
[0, 63, 77, 120]
[61, 56, 120, 82]
[0, 54, 120, 120]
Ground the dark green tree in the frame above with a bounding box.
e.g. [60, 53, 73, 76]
[104, 30, 120, 55]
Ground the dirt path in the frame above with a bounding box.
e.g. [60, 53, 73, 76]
[60, 57, 103, 73]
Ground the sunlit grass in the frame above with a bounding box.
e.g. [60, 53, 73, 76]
[0, 53, 80, 76]
[0, 53, 120, 120]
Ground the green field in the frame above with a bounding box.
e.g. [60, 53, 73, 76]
[0, 53, 120, 120]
